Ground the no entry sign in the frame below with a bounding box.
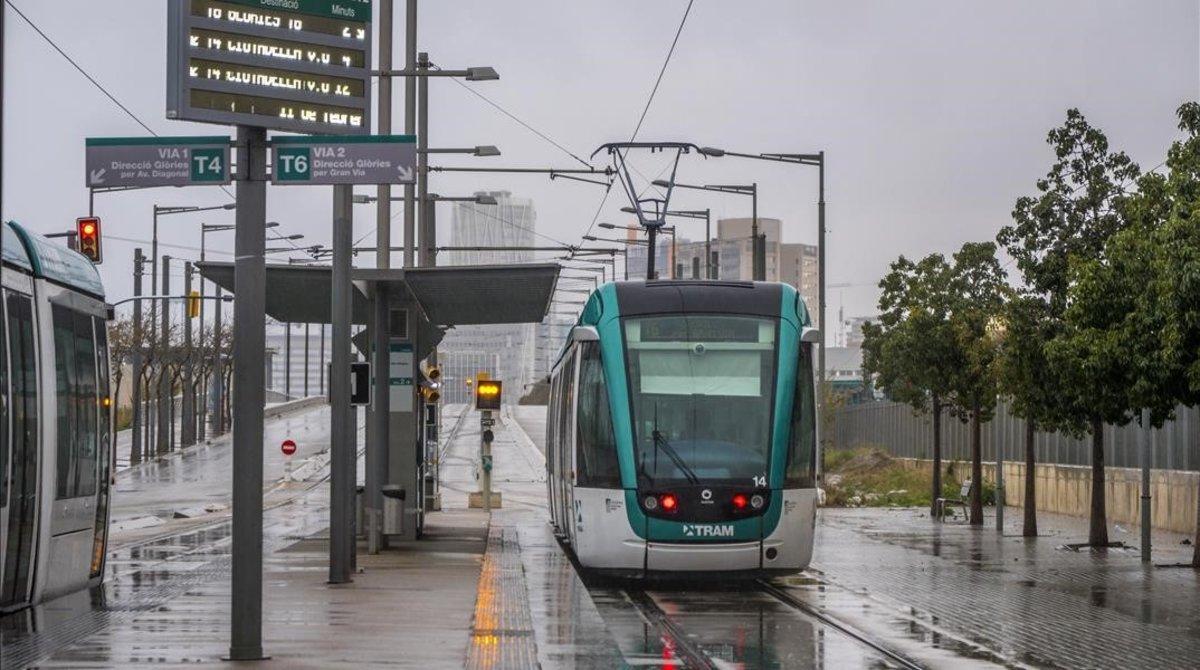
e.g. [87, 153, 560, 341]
[281, 439, 297, 456]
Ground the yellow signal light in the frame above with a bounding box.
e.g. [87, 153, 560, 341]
[187, 291, 201, 318]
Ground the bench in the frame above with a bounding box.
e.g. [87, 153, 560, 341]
[934, 480, 973, 522]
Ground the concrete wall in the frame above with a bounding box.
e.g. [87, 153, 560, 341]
[897, 458, 1199, 534]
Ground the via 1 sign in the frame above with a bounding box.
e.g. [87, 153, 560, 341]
[271, 135, 416, 185]
[85, 137, 231, 188]
[281, 439, 297, 456]
[167, 0, 372, 135]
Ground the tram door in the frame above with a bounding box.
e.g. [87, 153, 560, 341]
[1, 292, 40, 610]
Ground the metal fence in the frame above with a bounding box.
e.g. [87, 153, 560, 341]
[830, 399, 1200, 472]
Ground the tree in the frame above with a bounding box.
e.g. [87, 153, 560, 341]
[1077, 102, 1200, 564]
[862, 254, 961, 515]
[994, 294, 1057, 537]
[996, 108, 1139, 546]
[942, 242, 1008, 526]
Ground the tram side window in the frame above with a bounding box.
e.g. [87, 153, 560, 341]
[94, 317, 111, 480]
[53, 305, 99, 499]
[785, 343, 817, 487]
[576, 342, 620, 488]
[558, 354, 576, 472]
[7, 293, 38, 498]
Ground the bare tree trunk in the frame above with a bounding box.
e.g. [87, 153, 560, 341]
[970, 402, 983, 525]
[1089, 416, 1109, 546]
[930, 395, 942, 517]
[1023, 418, 1038, 537]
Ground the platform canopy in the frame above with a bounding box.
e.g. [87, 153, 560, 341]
[195, 261, 560, 327]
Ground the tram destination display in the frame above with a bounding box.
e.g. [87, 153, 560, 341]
[167, 0, 372, 134]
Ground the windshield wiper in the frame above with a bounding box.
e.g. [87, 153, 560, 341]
[651, 403, 700, 485]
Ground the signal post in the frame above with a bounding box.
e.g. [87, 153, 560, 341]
[473, 378, 502, 511]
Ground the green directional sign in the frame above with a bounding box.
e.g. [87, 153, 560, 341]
[271, 135, 416, 185]
[85, 136, 232, 188]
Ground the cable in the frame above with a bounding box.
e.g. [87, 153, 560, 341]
[5, 1, 157, 137]
[630, 0, 696, 142]
[437, 65, 593, 169]
[569, 0, 696, 263]
[6, 1, 241, 206]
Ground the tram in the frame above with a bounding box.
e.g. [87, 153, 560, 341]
[546, 280, 819, 577]
[1, 221, 113, 613]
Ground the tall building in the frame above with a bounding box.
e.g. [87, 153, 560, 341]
[666, 217, 821, 329]
[439, 191, 538, 404]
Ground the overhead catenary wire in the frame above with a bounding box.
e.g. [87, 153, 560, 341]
[5, 0, 244, 207]
[570, 0, 697, 262]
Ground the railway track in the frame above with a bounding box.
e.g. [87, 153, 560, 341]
[617, 582, 925, 669]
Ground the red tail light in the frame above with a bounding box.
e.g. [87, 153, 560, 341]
[659, 493, 678, 512]
[732, 493, 748, 510]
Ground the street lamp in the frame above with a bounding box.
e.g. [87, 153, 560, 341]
[419, 145, 501, 157]
[695, 146, 827, 479]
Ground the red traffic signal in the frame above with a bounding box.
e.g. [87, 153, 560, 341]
[76, 217, 102, 264]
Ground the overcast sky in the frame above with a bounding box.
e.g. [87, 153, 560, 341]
[2, 1, 1197, 336]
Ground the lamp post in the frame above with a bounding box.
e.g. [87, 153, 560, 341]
[653, 180, 759, 280]
[374, 59, 499, 268]
[694, 146, 827, 480]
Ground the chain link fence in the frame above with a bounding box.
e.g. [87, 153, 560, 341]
[831, 399, 1200, 472]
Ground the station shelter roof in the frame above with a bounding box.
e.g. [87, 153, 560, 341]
[195, 261, 560, 328]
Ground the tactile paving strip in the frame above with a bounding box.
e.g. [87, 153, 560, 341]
[465, 525, 539, 669]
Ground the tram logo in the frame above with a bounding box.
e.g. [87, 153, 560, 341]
[682, 524, 735, 538]
[700, 489, 713, 502]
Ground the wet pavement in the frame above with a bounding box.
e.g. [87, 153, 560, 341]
[6, 401, 1199, 668]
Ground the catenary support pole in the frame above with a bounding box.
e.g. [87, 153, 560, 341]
[158, 255, 172, 454]
[330, 184, 355, 583]
[367, 0, 394, 554]
[417, 52, 430, 266]
[304, 323, 310, 397]
[210, 285, 224, 435]
[285, 323, 291, 399]
[227, 125, 268, 662]
[182, 262, 195, 447]
[131, 249, 145, 463]
[402, 0, 417, 267]
[996, 417, 1005, 532]
[751, 183, 761, 281]
[1140, 408, 1152, 562]
[704, 208, 711, 279]
[816, 152, 827, 487]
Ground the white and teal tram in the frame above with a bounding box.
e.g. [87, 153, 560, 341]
[1, 221, 113, 613]
[546, 280, 819, 577]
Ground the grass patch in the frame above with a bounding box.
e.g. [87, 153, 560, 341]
[823, 447, 996, 508]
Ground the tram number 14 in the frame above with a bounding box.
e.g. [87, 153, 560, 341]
[753, 475, 766, 487]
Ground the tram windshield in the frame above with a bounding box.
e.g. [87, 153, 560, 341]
[624, 314, 778, 486]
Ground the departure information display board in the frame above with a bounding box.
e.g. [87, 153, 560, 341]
[167, 0, 372, 134]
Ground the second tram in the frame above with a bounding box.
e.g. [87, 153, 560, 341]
[1, 221, 113, 613]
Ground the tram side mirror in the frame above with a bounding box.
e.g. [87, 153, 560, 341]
[801, 328, 821, 344]
[571, 326, 600, 343]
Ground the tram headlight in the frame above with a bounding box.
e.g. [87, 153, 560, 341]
[750, 494, 765, 510]
[643, 495, 659, 511]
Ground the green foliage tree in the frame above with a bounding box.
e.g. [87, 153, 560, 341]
[942, 242, 1008, 525]
[862, 254, 960, 515]
[1071, 102, 1200, 564]
[994, 294, 1057, 537]
[997, 108, 1140, 547]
